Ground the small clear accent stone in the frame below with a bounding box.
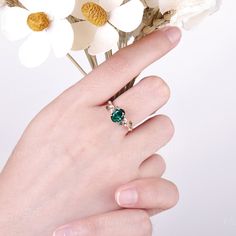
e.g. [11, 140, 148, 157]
[127, 121, 133, 131]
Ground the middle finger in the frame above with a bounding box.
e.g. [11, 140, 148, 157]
[70, 27, 181, 105]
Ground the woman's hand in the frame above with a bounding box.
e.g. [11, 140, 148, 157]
[54, 157, 179, 236]
[0, 27, 181, 236]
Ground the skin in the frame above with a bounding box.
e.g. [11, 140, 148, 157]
[54, 155, 176, 236]
[0, 27, 181, 236]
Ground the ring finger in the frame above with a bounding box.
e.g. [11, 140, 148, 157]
[113, 76, 170, 128]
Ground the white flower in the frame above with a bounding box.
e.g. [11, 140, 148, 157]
[171, 0, 221, 29]
[1, 0, 75, 67]
[144, 0, 179, 13]
[144, 0, 221, 29]
[72, 0, 144, 55]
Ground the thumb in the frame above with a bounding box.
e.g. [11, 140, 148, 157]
[53, 210, 152, 236]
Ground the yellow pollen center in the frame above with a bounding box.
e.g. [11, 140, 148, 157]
[27, 12, 50, 32]
[81, 2, 108, 27]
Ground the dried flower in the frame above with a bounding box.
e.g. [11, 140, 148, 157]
[1, 0, 75, 67]
[72, 0, 144, 55]
[0, 0, 221, 71]
[144, 0, 179, 13]
[170, 0, 221, 29]
[144, 0, 221, 29]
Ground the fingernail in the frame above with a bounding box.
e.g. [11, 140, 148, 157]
[116, 188, 138, 206]
[161, 27, 181, 44]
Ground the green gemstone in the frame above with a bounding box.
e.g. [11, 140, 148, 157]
[111, 108, 125, 123]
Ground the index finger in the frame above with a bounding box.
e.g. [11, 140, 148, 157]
[73, 27, 181, 105]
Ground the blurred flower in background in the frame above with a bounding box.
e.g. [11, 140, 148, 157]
[0, 0, 6, 13]
[72, 0, 144, 55]
[0, 0, 221, 69]
[1, 0, 75, 67]
[144, 0, 221, 29]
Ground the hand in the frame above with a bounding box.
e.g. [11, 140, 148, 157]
[0, 27, 181, 236]
[54, 157, 179, 236]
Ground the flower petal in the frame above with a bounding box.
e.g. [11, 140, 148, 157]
[143, 0, 159, 8]
[72, 0, 98, 19]
[19, 32, 51, 67]
[181, 11, 209, 29]
[158, 0, 179, 13]
[88, 23, 118, 55]
[20, 0, 48, 12]
[212, 0, 222, 14]
[71, 21, 96, 50]
[0, 0, 6, 8]
[170, 0, 221, 29]
[145, 0, 178, 12]
[109, 0, 144, 32]
[47, 19, 74, 57]
[0, 5, 6, 16]
[1, 7, 31, 41]
[99, 0, 123, 12]
[46, 0, 76, 19]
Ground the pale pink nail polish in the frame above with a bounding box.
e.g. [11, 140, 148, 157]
[116, 188, 138, 206]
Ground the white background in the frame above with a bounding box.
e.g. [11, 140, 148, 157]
[0, 1, 235, 235]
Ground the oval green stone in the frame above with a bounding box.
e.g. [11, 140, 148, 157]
[111, 108, 125, 123]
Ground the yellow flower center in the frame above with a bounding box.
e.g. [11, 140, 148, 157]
[27, 12, 50, 32]
[81, 2, 108, 27]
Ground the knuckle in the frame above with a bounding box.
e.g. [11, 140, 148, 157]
[58, 83, 89, 107]
[137, 211, 153, 236]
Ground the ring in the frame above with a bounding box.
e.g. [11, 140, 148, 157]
[106, 101, 133, 131]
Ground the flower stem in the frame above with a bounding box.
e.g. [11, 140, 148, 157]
[118, 31, 128, 49]
[105, 50, 112, 60]
[6, 0, 25, 8]
[67, 54, 87, 76]
[84, 49, 98, 69]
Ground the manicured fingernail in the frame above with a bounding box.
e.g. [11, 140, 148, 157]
[54, 226, 88, 236]
[161, 27, 181, 44]
[116, 188, 138, 206]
